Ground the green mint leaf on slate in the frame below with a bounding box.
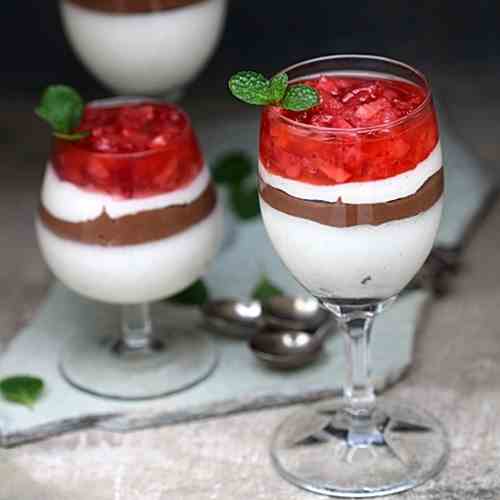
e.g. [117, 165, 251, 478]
[269, 73, 288, 102]
[252, 275, 284, 301]
[169, 279, 210, 306]
[35, 85, 85, 138]
[212, 151, 254, 186]
[228, 71, 271, 105]
[0, 376, 44, 410]
[230, 184, 260, 220]
[281, 84, 320, 111]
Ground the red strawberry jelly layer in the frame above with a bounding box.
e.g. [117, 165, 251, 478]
[260, 75, 439, 185]
[52, 102, 203, 198]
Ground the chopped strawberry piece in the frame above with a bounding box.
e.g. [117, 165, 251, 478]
[317, 160, 352, 183]
[354, 98, 391, 121]
[316, 75, 340, 95]
[87, 157, 110, 181]
[150, 134, 169, 149]
[319, 91, 343, 114]
[117, 104, 155, 129]
[330, 116, 353, 129]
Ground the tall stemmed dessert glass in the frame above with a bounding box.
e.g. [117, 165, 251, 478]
[36, 89, 223, 399]
[231, 55, 448, 496]
[60, 0, 228, 99]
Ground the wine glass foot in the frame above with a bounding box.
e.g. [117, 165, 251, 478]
[60, 325, 218, 400]
[271, 399, 449, 498]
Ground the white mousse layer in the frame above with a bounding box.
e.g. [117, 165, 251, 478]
[60, 0, 227, 95]
[260, 197, 443, 299]
[42, 163, 210, 223]
[259, 142, 442, 204]
[36, 202, 223, 304]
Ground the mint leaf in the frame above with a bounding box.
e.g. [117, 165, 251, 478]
[212, 152, 254, 186]
[212, 150, 259, 220]
[169, 279, 210, 306]
[228, 71, 271, 105]
[269, 73, 288, 102]
[252, 276, 284, 301]
[230, 184, 260, 220]
[35, 85, 85, 135]
[281, 84, 320, 111]
[0, 376, 44, 409]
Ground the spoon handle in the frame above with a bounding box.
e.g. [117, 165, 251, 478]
[312, 317, 338, 347]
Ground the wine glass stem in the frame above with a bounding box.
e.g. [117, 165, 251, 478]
[341, 312, 376, 416]
[339, 310, 380, 446]
[121, 303, 153, 351]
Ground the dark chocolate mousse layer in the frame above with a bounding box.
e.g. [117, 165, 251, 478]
[259, 169, 443, 227]
[66, 0, 208, 13]
[39, 183, 216, 246]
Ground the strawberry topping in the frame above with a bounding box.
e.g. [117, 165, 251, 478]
[260, 75, 438, 185]
[52, 102, 203, 198]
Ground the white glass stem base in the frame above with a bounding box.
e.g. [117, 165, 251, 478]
[60, 324, 218, 400]
[271, 400, 449, 498]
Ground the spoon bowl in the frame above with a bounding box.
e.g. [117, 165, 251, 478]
[202, 299, 263, 339]
[249, 320, 335, 369]
[263, 296, 329, 332]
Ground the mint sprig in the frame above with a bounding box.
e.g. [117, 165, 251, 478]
[212, 151, 254, 186]
[252, 275, 284, 301]
[269, 73, 289, 102]
[211, 151, 260, 221]
[228, 71, 272, 105]
[169, 279, 210, 306]
[0, 376, 44, 410]
[229, 71, 319, 111]
[230, 184, 260, 220]
[35, 85, 88, 141]
[281, 84, 320, 111]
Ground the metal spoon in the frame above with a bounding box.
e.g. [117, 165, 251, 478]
[249, 319, 336, 369]
[202, 299, 263, 339]
[202, 296, 329, 339]
[263, 296, 329, 332]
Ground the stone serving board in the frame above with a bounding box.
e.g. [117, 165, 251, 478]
[0, 104, 496, 447]
[0, 237, 430, 448]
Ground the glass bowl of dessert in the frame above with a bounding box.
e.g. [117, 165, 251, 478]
[36, 91, 223, 399]
[59, 0, 228, 99]
[232, 55, 447, 496]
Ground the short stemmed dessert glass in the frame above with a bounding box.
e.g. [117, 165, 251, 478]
[59, 0, 228, 99]
[258, 55, 448, 497]
[36, 97, 223, 399]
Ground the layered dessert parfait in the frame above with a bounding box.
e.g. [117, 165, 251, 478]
[231, 57, 448, 497]
[259, 74, 443, 300]
[60, 0, 227, 96]
[36, 99, 223, 304]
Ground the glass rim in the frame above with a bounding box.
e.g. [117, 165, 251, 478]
[272, 54, 432, 134]
[56, 96, 193, 159]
